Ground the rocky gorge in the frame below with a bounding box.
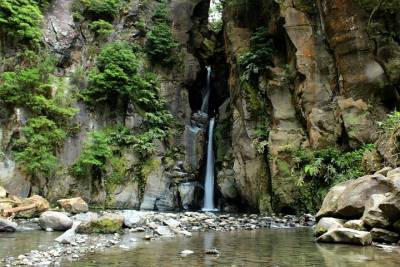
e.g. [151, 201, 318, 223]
[1, 0, 400, 265]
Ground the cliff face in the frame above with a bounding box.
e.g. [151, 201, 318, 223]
[0, 0, 399, 213]
[216, 0, 400, 213]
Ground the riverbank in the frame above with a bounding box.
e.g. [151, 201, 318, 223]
[1, 211, 315, 266]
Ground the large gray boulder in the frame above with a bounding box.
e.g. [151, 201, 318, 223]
[316, 228, 372, 246]
[317, 174, 392, 219]
[316, 181, 351, 219]
[314, 217, 345, 237]
[370, 228, 399, 243]
[361, 194, 390, 228]
[39, 211, 73, 231]
[0, 218, 17, 232]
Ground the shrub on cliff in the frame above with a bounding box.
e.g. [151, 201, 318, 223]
[0, 0, 45, 45]
[72, 0, 125, 22]
[145, 22, 178, 66]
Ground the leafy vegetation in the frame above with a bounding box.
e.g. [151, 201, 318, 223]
[291, 145, 376, 213]
[0, 53, 77, 179]
[0, 0, 48, 45]
[72, 0, 125, 22]
[238, 27, 274, 83]
[145, 1, 178, 66]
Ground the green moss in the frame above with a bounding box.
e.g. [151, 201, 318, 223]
[81, 216, 123, 234]
[72, 0, 126, 22]
[141, 158, 161, 178]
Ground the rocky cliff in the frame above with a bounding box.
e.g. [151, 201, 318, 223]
[0, 0, 399, 214]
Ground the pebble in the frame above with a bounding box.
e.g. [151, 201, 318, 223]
[180, 250, 194, 256]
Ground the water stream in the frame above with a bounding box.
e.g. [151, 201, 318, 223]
[202, 117, 217, 211]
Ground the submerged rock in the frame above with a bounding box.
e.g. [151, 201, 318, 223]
[0, 218, 17, 232]
[317, 228, 372, 246]
[39, 211, 73, 231]
[57, 197, 88, 214]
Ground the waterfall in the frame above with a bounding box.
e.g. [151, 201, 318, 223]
[202, 117, 217, 211]
[201, 66, 212, 113]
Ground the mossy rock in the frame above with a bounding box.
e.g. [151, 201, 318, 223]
[78, 214, 123, 234]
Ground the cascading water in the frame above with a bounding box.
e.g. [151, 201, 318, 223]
[201, 66, 212, 113]
[202, 117, 217, 211]
[201, 66, 217, 211]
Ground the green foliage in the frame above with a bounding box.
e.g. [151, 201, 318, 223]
[378, 110, 400, 132]
[238, 27, 274, 83]
[89, 20, 114, 37]
[292, 145, 375, 213]
[82, 41, 140, 104]
[14, 116, 66, 177]
[0, 54, 77, 179]
[145, 23, 178, 66]
[70, 131, 113, 180]
[0, 0, 45, 44]
[72, 0, 125, 22]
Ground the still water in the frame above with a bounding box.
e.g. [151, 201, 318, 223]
[65, 228, 400, 267]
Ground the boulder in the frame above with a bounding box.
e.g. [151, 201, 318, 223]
[13, 195, 50, 218]
[57, 197, 88, 214]
[39, 211, 73, 231]
[378, 192, 400, 221]
[370, 228, 399, 243]
[78, 213, 123, 234]
[122, 210, 146, 228]
[343, 220, 365, 231]
[317, 175, 392, 219]
[316, 181, 351, 219]
[316, 228, 372, 246]
[314, 217, 345, 237]
[386, 167, 400, 178]
[362, 194, 390, 228]
[178, 182, 196, 210]
[375, 167, 393, 177]
[0, 218, 17, 232]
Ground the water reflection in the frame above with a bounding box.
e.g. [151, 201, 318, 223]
[66, 228, 400, 267]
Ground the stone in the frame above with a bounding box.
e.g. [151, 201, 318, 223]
[386, 168, 400, 178]
[362, 194, 390, 228]
[55, 221, 81, 244]
[155, 226, 174, 237]
[0, 218, 17, 232]
[163, 218, 180, 228]
[17, 195, 50, 218]
[316, 228, 372, 246]
[71, 212, 99, 223]
[316, 181, 352, 219]
[315, 217, 346, 237]
[180, 250, 194, 256]
[0, 186, 7, 197]
[78, 214, 123, 234]
[317, 175, 392, 219]
[370, 228, 399, 243]
[343, 220, 365, 231]
[39, 211, 73, 231]
[205, 248, 220, 255]
[375, 167, 393, 177]
[57, 197, 88, 214]
[122, 210, 145, 228]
